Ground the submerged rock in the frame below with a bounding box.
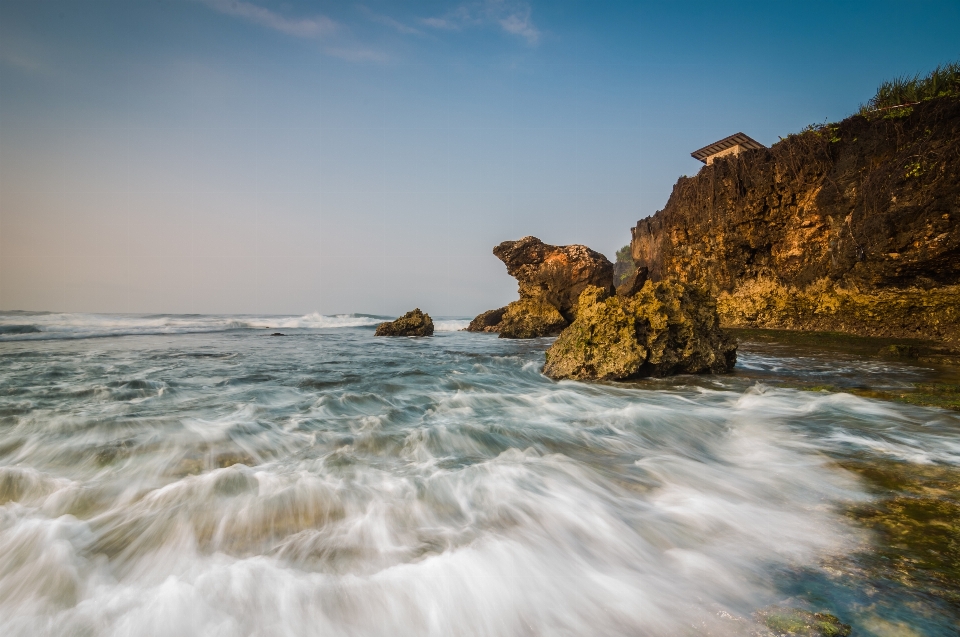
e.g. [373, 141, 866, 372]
[375, 309, 434, 337]
[754, 607, 851, 637]
[467, 236, 615, 338]
[543, 280, 737, 380]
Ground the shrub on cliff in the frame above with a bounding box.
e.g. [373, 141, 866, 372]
[860, 60, 960, 113]
[543, 281, 737, 381]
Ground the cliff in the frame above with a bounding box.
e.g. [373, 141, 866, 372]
[631, 95, 960, 341]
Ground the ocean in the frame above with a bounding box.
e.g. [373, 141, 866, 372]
[1, 312, 958, 636]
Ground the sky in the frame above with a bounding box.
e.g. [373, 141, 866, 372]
[1, 0, 958, 316]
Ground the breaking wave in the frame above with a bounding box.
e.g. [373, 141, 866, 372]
[0, 312, 390, 341]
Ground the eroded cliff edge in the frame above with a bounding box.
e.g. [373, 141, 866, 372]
[631, 95, 960, 342]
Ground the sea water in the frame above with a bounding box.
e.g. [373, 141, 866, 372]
[1, 312, 958, 636]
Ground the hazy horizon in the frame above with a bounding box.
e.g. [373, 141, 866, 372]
[2, 0, 958, 316]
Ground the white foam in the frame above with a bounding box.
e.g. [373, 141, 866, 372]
[433, 319, 471, 332]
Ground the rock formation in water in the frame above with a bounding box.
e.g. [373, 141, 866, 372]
[631, 95, 960, 342]
[542, 280, 737, 381]
[466, 307, 507, 333]
[467, 236, 615, 338]
[375, 309, 434, 336]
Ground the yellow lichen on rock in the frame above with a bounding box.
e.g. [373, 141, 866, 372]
[543, 281, 737, 381]
[718, 279, 960, 342]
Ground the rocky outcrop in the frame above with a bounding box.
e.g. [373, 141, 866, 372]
[466, 307, 507, 333]
[631, 95, 960, 341]
[467, 236, 615, 338]
[542, 281, 737, 381]
[375, 309, 434, 336]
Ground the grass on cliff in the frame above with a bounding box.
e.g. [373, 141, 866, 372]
[858, 60, 960, 114]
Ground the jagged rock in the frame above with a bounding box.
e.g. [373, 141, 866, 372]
[542, 281, 737, 380]
[467, 236, 615, 338]
[375, 309, 434, 337]
[466, 307, 507, 333]
[630, 95, 960, 342]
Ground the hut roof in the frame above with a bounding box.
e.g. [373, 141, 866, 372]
[691, 132, 765, 163]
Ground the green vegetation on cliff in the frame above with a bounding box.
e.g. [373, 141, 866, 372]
[613, 244, 635, 286]
[859, 60, 960, 114]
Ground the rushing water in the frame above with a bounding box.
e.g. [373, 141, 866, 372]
[1, 312, 958, 636]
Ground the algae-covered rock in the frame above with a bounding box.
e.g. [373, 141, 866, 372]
[497, 298, 568, 339]
[543, 281, 737, 380]
[718, 277, 960, 342]
[755, 607, 851, 637]
[375, 309, 434, 336]
[467, 236, 615, 337]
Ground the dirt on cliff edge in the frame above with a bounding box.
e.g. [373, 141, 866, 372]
[631, 94, 960, 342]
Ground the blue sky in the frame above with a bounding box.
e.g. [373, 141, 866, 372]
[1, 0, 958, 315]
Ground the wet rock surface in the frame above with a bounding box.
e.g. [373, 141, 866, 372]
[542, 280, 737, 380]
[631, 95, 960, 341]
[468, 236, 614, 338]
[754, 607, 851, 637]
[374, 309, 434, 337]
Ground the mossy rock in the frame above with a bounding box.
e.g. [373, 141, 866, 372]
[375, 309, 434, 337]
[543, 280, 737, 380]
[755, 607, 851, 637]
[497, 297, 568, 339]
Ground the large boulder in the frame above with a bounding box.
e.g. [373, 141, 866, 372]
[542, 281, 737, 380]
[467, 236, 615, 338]
[375, 309, 434, 336]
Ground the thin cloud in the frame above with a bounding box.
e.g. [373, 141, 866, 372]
[0, 51, 49, 75]
[421, 17, 457, 30]
[358, 5, 422, 35]
[199, 0, 337, 38]
[497, 5, 538, 44]
[324, 46, 391, 64]
[420, 1, 540, 45]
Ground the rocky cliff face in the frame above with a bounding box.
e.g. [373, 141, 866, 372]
[631, 95, 960, 341]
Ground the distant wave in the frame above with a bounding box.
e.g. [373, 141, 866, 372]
[434, 319, 471, 332]
[0, 312, 391, 341]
